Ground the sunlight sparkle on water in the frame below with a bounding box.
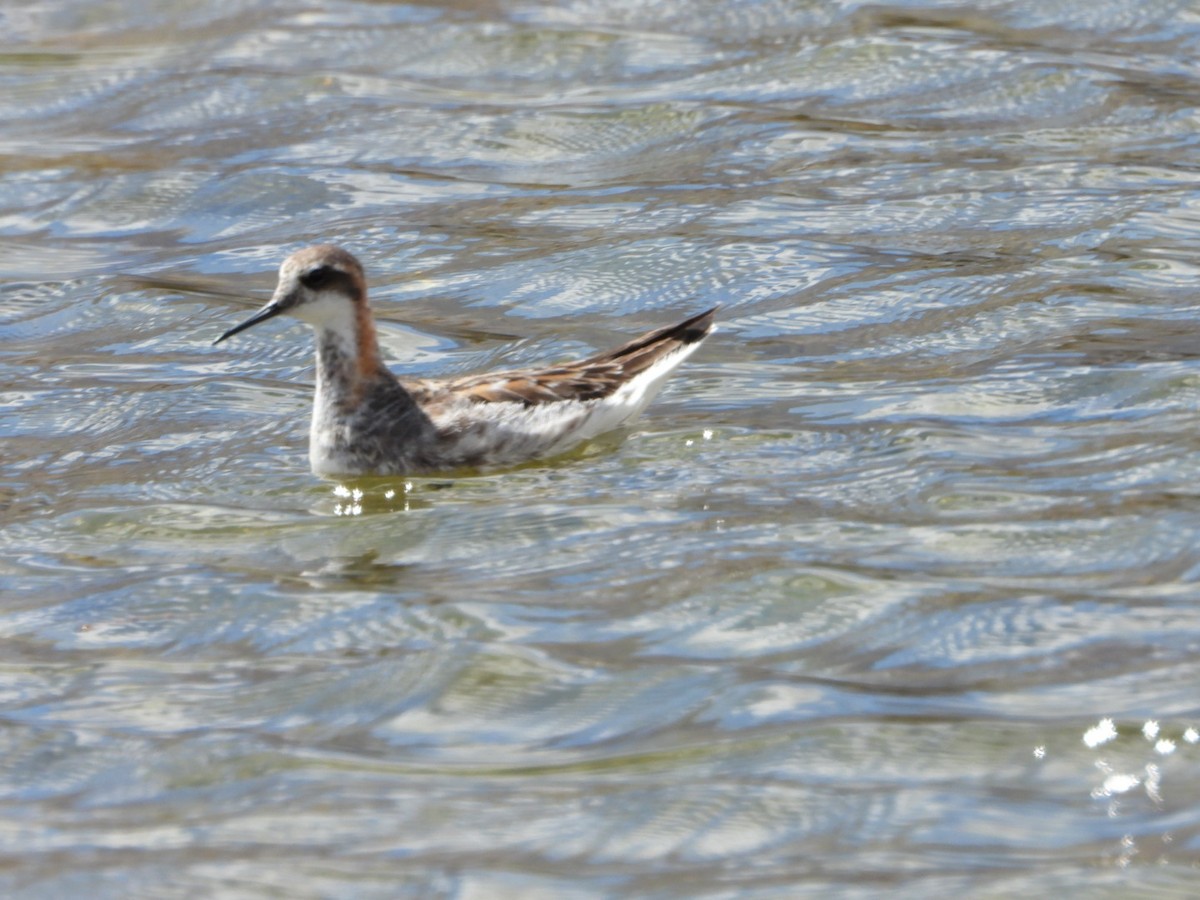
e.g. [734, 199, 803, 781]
[1095, 772, 1140, 796]
[332, 484, 364, 516]
[1083, 718, 1118, 748]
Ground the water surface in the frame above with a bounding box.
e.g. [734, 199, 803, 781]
[4, 0, 1200, 896]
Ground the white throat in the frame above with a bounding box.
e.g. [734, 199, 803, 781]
[292, 293, 360, 351]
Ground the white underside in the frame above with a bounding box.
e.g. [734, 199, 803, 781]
[429, 337, 707, 465]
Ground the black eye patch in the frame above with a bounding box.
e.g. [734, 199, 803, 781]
[300, 265, 339, 290]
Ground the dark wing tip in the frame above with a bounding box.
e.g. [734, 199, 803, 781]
[587, 304, 718, 366]
[677, 305, 718, 344]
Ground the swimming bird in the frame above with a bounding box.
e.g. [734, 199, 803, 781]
[214, 245, 716, 477]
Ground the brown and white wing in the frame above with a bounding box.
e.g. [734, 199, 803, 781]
[434, 306, 718, 408]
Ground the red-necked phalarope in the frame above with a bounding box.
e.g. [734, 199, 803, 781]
[215, 245, 716, 477]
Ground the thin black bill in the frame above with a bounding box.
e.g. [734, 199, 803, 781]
[213, 302, 285, 345]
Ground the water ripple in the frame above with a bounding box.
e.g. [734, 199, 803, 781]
[5, 0, 1200, 895]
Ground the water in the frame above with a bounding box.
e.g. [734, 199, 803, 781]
[3, 0, 1200, 896]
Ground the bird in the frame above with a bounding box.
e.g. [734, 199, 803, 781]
[214, 245, 717, 478]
